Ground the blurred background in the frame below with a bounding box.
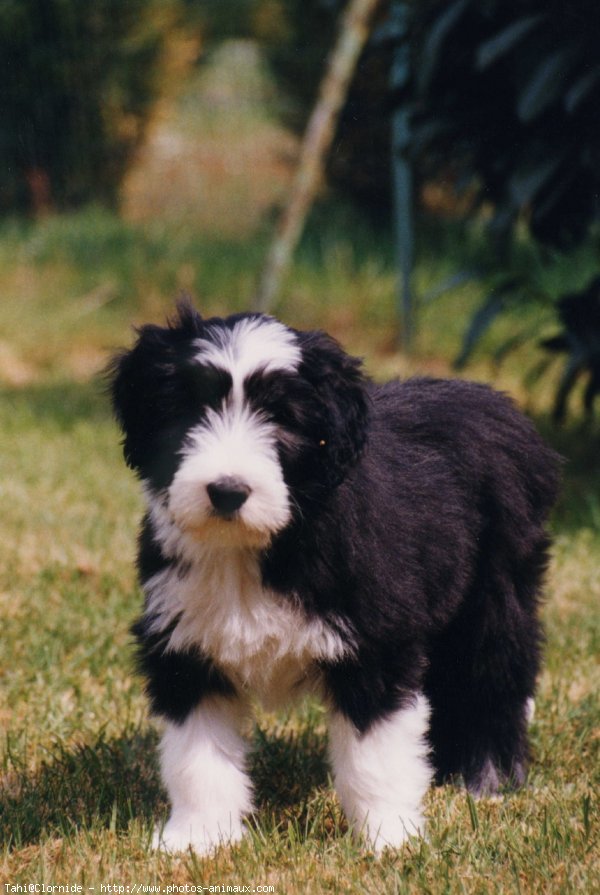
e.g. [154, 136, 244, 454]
[1, 0, 599, 424]
[1, 3, 599, 885]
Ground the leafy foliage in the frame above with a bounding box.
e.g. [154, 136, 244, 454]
[542, 276, 600, 421]
[258, 1, 600, 248]
[0, 0, 182, 213]
[397, 0, 600, 417]
[404, 0, 600, 251]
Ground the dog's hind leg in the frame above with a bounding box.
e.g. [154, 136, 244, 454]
[424, 546, 546, 796]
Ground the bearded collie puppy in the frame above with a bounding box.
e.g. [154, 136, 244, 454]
[109, 301, 559, 854]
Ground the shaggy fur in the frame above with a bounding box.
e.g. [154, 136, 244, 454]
[109, 302, 560, 853]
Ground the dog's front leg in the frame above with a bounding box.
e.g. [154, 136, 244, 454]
[328, 692, 432, 852]
[154, 696, 253, 854]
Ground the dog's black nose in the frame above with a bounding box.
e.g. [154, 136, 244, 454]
[206, 477, 251, 516]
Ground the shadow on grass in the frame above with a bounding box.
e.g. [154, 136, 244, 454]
[1, 723, 330, 850]
[1, 378, 113, 430]
[251, 722, 329, 810]
[1, 731, 163, 849]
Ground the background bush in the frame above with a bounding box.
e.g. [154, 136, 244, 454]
[259, 1, 600, 244]
[404, 0, 600, 251]
[0, 0, 182, 214]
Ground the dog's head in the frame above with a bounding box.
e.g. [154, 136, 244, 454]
[109, 302, 369, 548]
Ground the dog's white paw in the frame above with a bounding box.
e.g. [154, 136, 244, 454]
[152, 814, 246, 855]
[358, 810, 425, 854]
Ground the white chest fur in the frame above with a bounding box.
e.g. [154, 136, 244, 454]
[144, 545, 349, 709]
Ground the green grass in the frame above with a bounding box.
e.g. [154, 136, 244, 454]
[1, 220, 598, 891]
[1, 40, 599, 894]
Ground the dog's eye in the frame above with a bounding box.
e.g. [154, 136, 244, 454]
[182, 363, 232, 408]
[244, 371, 310, 429]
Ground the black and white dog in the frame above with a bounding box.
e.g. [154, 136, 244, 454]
[110, 302, 559, 854]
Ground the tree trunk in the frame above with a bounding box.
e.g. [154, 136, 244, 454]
[253, 0, 382, 313]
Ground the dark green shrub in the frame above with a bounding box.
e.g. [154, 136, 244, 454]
[400, 0, 600, 415]
[262, 1, 600, 245]
[542, 276, 600, 420]
[0, 0, 182, 213]
[404, 0, 600, 251]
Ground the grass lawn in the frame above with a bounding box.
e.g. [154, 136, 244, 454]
[1, 41, 599, 894]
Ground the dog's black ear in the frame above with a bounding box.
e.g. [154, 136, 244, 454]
[296, 329, 369, 478]
[108, 325, 177, 472]
[108, 302, 204, 473]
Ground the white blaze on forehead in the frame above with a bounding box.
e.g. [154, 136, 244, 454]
[163, 315, 299, 547]
[193, 316, 301, 382]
